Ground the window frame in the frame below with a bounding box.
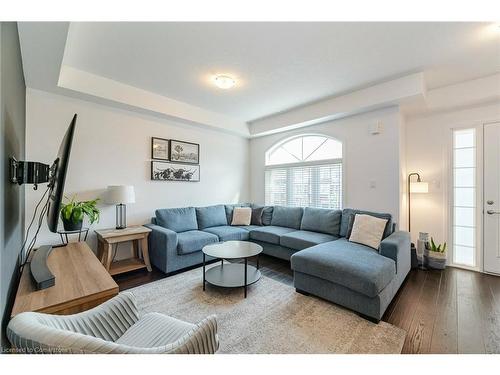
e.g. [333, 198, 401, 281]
[264, 134, 345, 209]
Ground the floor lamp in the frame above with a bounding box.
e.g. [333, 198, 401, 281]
[408, 173, 429, 269]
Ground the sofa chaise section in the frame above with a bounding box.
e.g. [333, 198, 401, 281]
[290, 209, 410, 321]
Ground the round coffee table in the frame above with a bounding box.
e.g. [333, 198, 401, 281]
[202, 241, 263, 298]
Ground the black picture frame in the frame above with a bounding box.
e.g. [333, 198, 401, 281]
[169, 139, 200, 165]
[151, 161, 200, 182]
[151, 137, 170, 160]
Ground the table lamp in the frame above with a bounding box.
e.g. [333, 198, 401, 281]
[105, 185, 135, 229]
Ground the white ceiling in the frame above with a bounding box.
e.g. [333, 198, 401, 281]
[61, 22, 500, 122]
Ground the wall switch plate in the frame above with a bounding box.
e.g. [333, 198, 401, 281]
[370, 122, 383, 135]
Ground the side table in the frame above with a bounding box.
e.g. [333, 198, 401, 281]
[95, 226, 152, 276]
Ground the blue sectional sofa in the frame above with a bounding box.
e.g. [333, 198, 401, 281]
[145, 204, 410, 321]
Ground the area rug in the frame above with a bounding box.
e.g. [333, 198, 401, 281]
[129, 264, 406, 353]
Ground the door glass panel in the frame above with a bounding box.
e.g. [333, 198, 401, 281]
[454, 226, 475, 247]
[454, 129, 475, 148]
[454, 148, 475, 168]
[454, 188, 475, 207]
[454, 207, 475, 227]
[452, 128, 476, 268]
[454, 245, 475, 266]
[454, 168, 475, 187]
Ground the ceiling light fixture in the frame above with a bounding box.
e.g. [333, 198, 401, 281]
[214, 75, 236, 89]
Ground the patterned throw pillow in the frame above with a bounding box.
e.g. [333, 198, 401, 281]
[348, 214, 388, 249]
[231, 207, 252, 226]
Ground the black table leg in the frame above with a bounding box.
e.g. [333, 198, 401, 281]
[256, 255, 259, 270]
[203, 253, 206, 291]
[59, 233, 65, 245]
[65, 233, 69, 244]
[221, 258, 224, 267]
[244, 258, 248, 298]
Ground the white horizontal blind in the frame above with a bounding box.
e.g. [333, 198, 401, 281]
[265, 162, 342, 209]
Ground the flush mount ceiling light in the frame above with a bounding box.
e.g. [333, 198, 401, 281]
[213, 75, 236, 89]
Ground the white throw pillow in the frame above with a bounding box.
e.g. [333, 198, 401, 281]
[231, 207, 252, 226]
[348, 214, 388, 249]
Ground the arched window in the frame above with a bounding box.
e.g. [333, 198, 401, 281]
[265, 135, 343, 209]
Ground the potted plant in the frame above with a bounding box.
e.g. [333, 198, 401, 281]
[60, 196, 100, 231]
[424, 237, 447, 270]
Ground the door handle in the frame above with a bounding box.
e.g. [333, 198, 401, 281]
[487, 210, 500, 215]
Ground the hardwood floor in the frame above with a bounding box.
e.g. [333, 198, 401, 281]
[114, 255, 500, 354]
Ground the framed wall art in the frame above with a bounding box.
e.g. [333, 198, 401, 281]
[151, 161, 200, 182]
[151, 137, 170, 160]
[169, 139, 199, 164]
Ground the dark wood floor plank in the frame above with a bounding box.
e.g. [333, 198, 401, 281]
[429, 268, 458, 353]
[457, 270, 486, 353]
[402, 269, 442, 354]
[384, 270, 427, 334]
[472, 272, 500, 354]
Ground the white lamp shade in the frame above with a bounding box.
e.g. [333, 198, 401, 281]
[410, 181, 429, 193]
[105, 185, 135, 204]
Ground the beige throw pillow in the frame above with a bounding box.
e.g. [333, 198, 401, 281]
[348, 214, 388, 249]
[231, 207, 252, 226]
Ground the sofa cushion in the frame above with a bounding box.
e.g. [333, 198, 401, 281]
[249, 225, 296, 245]
[290, 238, 396, 298]
[203, 226, 250, 241]
[300, 207, 342, 236]
[261, 206, 274, 226]
[349, 214, 388, 249]
[177, 230, 219, 255]
[196, 205, 228, 229]
[231, 207, 252, 226]
[224, 203, 251, 224]
[250, 207, 264, 226]
[340, 208, 393, 239]
[235, 225, 262, 232]
[155, 207, 198, 233]
[280, 230, 338, 251]
[116, 312, 195, 347]
[271, 206, 304, 229]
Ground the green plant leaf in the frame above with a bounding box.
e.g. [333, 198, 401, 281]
[71, 207, 84, 223]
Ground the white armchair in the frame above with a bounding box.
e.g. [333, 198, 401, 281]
[7, 292, 218, 354]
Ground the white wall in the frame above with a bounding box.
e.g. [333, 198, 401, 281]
[25, 88, 250, 255]
[250, 107, 404, 224]
[405, 102, 500, 250]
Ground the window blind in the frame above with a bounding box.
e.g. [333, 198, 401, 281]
[265, 162, 342, 209]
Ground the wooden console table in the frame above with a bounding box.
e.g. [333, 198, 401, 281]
[95, 226, 152, 276]
[11, 242, 118, 317]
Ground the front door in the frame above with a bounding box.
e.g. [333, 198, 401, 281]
[484, 122, 500, 274]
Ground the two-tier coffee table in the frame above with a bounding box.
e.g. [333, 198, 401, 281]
[202, 241, 263, 298]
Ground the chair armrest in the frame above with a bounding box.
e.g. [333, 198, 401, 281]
[379, 231, 411, 274]
[166, 315, 219, 354]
